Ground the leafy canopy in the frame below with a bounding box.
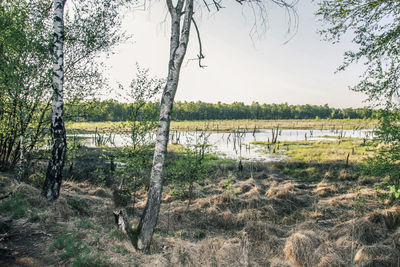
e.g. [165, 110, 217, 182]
[316, 0, 400, 107]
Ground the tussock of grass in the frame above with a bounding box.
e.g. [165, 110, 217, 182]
[284, 231, 321, 267]
[314, 180, 337, 197]
[330, 218, 384, 246]
[317, 252, 346, 267]
[354, 245, 400, 266]
[367, 206, 400, 230]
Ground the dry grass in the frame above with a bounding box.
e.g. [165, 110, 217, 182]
[330, 218, 385, 246]
[284, 231, 321, 267]
[14, 183, 74, 222]
[1, 159, 400, 266]
[314, 180, 337, 197]
[367, 206, 400, 230]
[354, 245, 400, 266]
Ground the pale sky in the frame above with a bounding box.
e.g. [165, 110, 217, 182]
[102, 0, 368, 108]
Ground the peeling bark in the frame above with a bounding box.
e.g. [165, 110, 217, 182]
[136, 0, 194, 252]
[42, 0, 67, 201]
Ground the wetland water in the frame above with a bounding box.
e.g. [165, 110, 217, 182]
[72, 129, 374, 162]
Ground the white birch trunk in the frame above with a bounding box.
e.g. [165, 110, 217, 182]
[18, 134, 24, 181]
[136, 0, 194, 252]
[42, 0, 67, 201]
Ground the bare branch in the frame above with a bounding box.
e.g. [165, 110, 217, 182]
[212, 0, 223, 11]
[176, 0, 185, 13]
[202, 0, 211, 12]
[166, 0, 174, 14]
[191, 18, 206, 68]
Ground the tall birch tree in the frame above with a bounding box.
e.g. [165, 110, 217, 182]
[1, 0, 134, 173]
[41, 0, 135, 200]
[136, 0, 297, 252]
[42, 0, 67, 200]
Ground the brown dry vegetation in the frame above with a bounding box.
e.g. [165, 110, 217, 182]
[1, 156, 400, 266]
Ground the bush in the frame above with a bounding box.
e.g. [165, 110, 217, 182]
[363, 110, 400, 202]
[166, 131, 211, 200]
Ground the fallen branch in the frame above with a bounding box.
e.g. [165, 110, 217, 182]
[0, 192, 13, 201]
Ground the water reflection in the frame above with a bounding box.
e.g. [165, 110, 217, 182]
[70, 129, 374, 162]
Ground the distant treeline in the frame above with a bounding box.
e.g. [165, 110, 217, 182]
[65, 100, 378, 122]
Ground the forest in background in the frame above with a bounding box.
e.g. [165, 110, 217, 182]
[65, 100, 379, 122]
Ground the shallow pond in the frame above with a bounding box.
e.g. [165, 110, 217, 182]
[70, 128, 374, 162]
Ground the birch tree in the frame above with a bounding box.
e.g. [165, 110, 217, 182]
[41, 0, 135, 200]
[1, 0, 134, 175]
[42, 0, 67, 200]
[136, 0, 297, 252]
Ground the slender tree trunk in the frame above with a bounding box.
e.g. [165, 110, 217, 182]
[18, 134, 24, 181]
[136, 0, 193, 252]
[42, 0, 67, 201]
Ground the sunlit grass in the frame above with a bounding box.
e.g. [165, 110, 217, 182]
[65, 121, 127, 133]
[66, 119, 378, 133]
[253, 137, 375, 163]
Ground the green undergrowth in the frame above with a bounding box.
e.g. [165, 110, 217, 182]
[49, 233, 115, 266]
[0, 193, 28, 219]
[269, 161, 360, 182]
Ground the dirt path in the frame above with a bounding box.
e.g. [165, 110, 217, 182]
[0, 221, 57, 267]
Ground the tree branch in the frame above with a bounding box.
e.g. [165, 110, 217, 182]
[166, 0, 174, 14]
[179, 0, 194, 48]
[191, 18, 206, 68]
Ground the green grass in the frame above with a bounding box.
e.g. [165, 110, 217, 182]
[252, 137, 376, 182]
[269, 161, 357, 182]
[49, 233, 89, 260]
[113, 245, 129, 255]
[77, 219, 94, 229]
[68, 199, 90, 215]
[66, 119, 378, 133]
[50, 233, 115, 266]
[253, 137, 375, 164]
[109, 228, 127, 241]
[0, 193, 28, 219]
[72, 252, 113, 267]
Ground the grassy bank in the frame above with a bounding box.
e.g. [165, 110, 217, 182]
[252, 137, 376, 181]
[66, 119, 378, 133]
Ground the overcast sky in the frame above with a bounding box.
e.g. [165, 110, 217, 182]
[102, 0, 367, 108]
